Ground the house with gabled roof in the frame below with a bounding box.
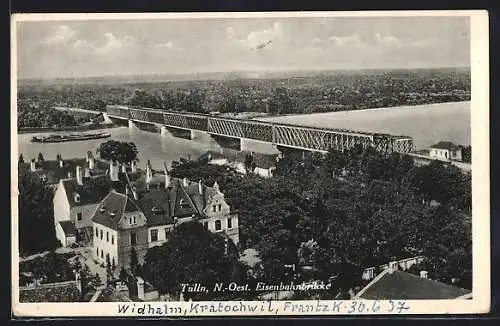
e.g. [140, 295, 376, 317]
[91, 161, 239, 271]
[52, 151, 141, 247]
[429, 141, 463, 162]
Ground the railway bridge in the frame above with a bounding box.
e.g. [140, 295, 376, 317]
[105, 105, 413, 155]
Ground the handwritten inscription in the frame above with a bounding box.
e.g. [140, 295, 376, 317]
[117, 300, 411, 315]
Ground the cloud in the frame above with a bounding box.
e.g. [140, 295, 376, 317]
[328, 34, 364, 47]
[41, 25, 77, 45]
[409, 37, 439, 48]
[375, 33, 402, 48]
[154, 41, 184, 51]
[227, 21, 285, 50]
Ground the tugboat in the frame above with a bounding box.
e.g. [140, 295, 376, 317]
[31, 132, 111, 143]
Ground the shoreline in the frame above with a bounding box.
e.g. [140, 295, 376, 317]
[256, 100, 470, 120]
[17, 123, 120, 135]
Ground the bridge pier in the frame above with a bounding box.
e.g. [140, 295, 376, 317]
[128, 120, 137, 129]
[101, 113, 114, 124]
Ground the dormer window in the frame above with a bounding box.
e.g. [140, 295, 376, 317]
[100, 206, 107, 213]
[73, 193, 81, 204]
[109, 210, 116, 217]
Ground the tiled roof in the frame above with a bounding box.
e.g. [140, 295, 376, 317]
[20, 158, 109, 184]
[356, 270, 471, 300]
[430, 141, 460, 150]
[19, 281, 80, 302]
[61, 176, 111, 207]
[91, 190, 131, 230]
[93, 174, 222, 229]
[59, 221, 77, 236]
[134, 188, 174, 227]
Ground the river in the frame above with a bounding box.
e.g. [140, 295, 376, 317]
[17, 127, 222, 170]
[257, 101, 471, 150]
[17, 101, 471, 166]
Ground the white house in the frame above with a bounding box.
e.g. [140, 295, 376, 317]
[429, 141, 463, 162]
[55, 220, 77, 248]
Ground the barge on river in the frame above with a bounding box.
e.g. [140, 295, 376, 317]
[31, 132, 111, 143]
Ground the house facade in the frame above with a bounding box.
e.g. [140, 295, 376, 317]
[91, 162, 239, 271]
[429, 141, 463, 162]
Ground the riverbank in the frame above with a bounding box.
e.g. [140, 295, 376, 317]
[17, 123, 119, 134]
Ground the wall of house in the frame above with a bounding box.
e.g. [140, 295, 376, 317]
[147, 225, 173, 248]
[429, 148, 450, 161]
[117, 211, 149, 269]
[53, 182, 71, 225]
[56, 223, 68, 247]
[92, 222, 119, 267]
[199, 213, 239, 246]
[71, 204, 99, 230]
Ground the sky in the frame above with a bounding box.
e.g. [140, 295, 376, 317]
[15, 16, 470, 79]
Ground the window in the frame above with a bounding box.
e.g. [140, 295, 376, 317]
[100, 230, 103, 240]
[151, 229, 158, 242]
[77, 212, 82, 221]
[213, 206, 216, 213]
[96, 247, 99, 256]
[111, 235, 114, 245]
[130, 232, 136, 246]
[203, 222, 208, 229]
[106, 232, 109, 242]
[100, 249, 103, 258]
[215, 220, 222, 231]
[227, 218, 232, 229]
[165, 228, 171, 239]
[218, 204, 222, 211]
[95, 227, 98, 237]
[133, 216, 137, 224]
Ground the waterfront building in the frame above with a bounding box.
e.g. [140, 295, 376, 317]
[429, 141, 463, 162]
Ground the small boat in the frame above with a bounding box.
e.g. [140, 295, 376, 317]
[31, 132, 111, 143]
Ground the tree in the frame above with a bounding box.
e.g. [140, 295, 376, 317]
[37, 152, 44, 162]
[143, 221, 239, 300]
[106, 254, 113, 285]
[96, 140, 139, 164]
[18, 154, 24, 164]
[18, 170, 58, 255]
[130, 247, 139, 276]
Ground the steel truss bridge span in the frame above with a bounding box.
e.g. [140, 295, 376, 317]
[106, 105, 413, 154]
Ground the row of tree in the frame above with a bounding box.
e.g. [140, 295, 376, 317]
[161, 145, 472, 296]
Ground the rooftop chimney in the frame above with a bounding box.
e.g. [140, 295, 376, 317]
[109, 161, 119, 182]
[131, 160, 137, 173]
[59, 159, 63, 168]
[84, 168, 91, 178]
[121, 164, 127, 173]
[420, 270, 429, 279]
[76, 165, 83, 185]
[30, 159, 36, 172]
[198, 180, 203, 195]
[183, 178, 188, 187]
[146, 160, 152, 184]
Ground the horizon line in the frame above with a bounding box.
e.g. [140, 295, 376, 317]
[18, 65, 471, 82]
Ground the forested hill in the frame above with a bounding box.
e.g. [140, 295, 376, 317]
[18, 67, 470, 115]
